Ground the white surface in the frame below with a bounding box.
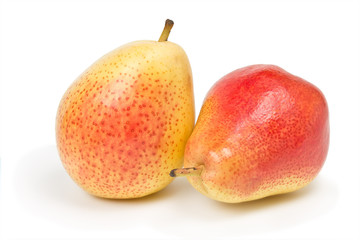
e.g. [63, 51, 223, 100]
[1, 0, 360, 239]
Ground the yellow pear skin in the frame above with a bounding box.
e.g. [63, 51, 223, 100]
[56, 20, 195, 199]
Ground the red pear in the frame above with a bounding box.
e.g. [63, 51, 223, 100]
[171, 64, 329, 203]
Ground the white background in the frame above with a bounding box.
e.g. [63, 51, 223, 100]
[1, 0, 360, 239]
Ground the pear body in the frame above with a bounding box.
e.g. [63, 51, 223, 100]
[56, 40, 195, 198]
[184, 65, 329, 203]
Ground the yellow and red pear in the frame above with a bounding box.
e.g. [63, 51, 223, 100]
[171, 64, 329, 203]
[56, 20, 195, 199]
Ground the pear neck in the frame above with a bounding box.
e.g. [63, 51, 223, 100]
[158, 19, 174, 42]
[170, 166, 203, 177]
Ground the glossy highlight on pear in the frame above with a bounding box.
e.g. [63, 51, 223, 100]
[56, 19, 195, 199]
[171, 64, 329, 203]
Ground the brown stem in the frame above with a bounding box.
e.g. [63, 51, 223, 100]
[170, 166, 203, 177]
[158, 19, 174, 42]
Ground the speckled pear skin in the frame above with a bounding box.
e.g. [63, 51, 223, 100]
[184, 64, 329, 203]
[56, 40, 195, 198]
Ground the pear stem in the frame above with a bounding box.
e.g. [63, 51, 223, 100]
[170, 167, 203, 177]
[158, 19, 174, 42]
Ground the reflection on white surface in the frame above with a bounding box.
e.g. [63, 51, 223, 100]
[10, 145, 338, 238]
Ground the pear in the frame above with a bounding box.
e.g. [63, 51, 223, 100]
[171, 65, 329, 203]
[56, 20, 195, 199]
